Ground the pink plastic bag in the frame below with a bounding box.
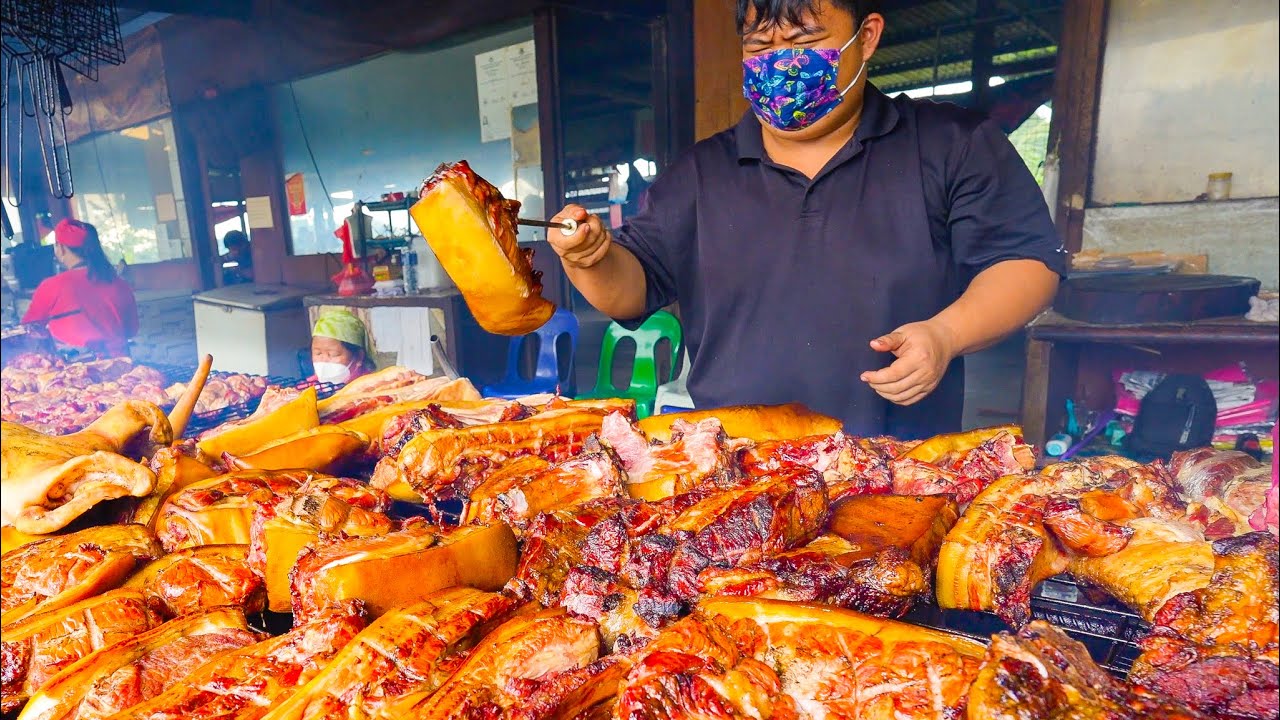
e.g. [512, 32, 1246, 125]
[1249, 425, 1279, 535]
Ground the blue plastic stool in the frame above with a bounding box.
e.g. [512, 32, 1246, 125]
[482, 308, 579, 398]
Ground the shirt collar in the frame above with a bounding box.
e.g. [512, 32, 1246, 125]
[735, 82, 901, 162]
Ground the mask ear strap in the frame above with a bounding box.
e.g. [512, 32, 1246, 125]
[838, 20, 870, 98]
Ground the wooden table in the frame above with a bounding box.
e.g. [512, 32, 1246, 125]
[1020, 311, 1279, 448]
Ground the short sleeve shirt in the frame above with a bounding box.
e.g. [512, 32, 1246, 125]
[609, 84, 1067, 439]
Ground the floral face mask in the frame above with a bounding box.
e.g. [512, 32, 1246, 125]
[742, 23, 868, 132]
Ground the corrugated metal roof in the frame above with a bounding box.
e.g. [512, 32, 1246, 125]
[870, 0, 1063, 93]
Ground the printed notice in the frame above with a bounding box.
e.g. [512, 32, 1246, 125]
[245, 196, 275, 229]
[154, 193, 177, 222]
[476, 49, 511, 143]
[475, 40, 538, 143]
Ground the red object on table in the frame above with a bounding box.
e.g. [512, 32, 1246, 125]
[331, 222, 373, 297]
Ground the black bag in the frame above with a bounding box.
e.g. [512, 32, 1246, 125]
[1127, 374, 1218, 458]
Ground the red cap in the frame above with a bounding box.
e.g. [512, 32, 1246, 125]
[54, 219, 88, 248]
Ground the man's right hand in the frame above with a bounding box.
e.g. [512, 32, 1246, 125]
[549, 204, 611, 269]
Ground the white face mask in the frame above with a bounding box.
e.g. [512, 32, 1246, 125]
[314, 361, 352, 384]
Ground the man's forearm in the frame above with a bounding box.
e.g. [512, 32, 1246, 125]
[932, 259, 1059, 356]
[561, 243, 650, 319]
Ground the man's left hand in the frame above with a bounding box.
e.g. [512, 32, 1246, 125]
[861, 320, 957, 406]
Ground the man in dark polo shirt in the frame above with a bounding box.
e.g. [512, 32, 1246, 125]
[549, 0, 1065, 438]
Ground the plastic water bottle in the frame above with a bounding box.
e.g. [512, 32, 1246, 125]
[402, 248, 418, 294]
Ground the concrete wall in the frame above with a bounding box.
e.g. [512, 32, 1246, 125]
[1084, 0, 1279, 291]
[1093, 0, 1279, 204]
[132, 291, 198, 367]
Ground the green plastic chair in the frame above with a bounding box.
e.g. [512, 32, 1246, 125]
[579, 310, 683, 419]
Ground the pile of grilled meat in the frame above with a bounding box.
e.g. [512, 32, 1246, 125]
[1, 379, 1276, 719]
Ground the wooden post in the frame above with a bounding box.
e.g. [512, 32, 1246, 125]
[1048, 0, 1110, 254]
[694, 0, 746, 140]
[971, 0, 996, 112]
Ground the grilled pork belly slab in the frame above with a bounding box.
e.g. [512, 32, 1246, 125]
[1129, 533, 1279, 720]
[371, 408, 614, 502]
[119, 601, 367, 720]
[637, 403, 842, 443]
[19, 607, 260, 720]
[1, 524, 161, 628]
[615, 598, 985, 720]
[969, 621, 1213, 720]
[600, 413, 743, 501]
[133, 445, 219, 529]
[740, 432, 894, 500]
[385, 607, 600, 719]
[290, 521, 518, 623]
[463, 441, 627, 531]
[248, 479, 394, 612]
[936, 457, 1160, 627]
[153, 470, 319, 551]
[123, 544, 266, 617]
[263, 588, 535, 720]
[2, 589, 161, 714]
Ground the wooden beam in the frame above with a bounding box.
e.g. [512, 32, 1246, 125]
[1047, 0, 1108, 254]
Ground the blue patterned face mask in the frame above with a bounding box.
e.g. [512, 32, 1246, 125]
[742, 24, 867, 131]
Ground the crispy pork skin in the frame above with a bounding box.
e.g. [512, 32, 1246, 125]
[248, 479, 394, 613]
[383, 607, 600, 719]
[121, 601, 367, 720]
[1, 524, 160, 628]
[968, 621, 1213, 720]
[20, 607, 260, 720]
[411, 160, 555, 335]
[290, 521, 518, 623]
[1129, 533, 1279, 720]
[262, 588, 535, 720]
[123, 544, 266, 617]
[463, 441, 627, 531]
[2, 589, 161, 714]
[371, 408, 612, 502]
[637, 403, 843, 443]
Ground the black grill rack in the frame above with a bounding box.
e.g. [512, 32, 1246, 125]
[150, 363, 342, 437]
[905, 575, 1147, 677]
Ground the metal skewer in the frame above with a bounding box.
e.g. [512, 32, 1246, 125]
[517, 218, 578, 236]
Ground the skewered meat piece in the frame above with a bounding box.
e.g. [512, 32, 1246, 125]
[371, 408, 616, 502]
[601, 413, 744, 501]
[968, 621, 1213, 719]
[120, 601, 367, 720]
[463, 440, 627, 531]
[123, 544, 267, 617]
[2, 589, 162, 714]
[636, 403, 842, 443]
[2, 524, 161, 627]
[411, 160, 556, 335]
[2, 401, 171, 534]
[19, 607, 261, 720]
[383, 607, 600, 719]
[262, 588, 535, 720]
[290, 521, 518, 623]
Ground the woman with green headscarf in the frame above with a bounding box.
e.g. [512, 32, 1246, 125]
[311, 309, 375, 384]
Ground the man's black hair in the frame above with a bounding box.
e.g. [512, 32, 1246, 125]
[223, 229, 249, 248]
[736, 0, 879, 35]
